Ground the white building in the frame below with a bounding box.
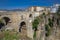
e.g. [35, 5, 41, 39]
[50, 4, 60, 13]
[27, 6, 50, 12]
[26, 6, 50, 17]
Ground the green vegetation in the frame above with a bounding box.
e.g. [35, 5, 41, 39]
[48, 18, 53, 28]
[0, 31, 19, 40]
[45, 18, 54, 37]
[0, 30, 32, 40]
[0, 19, 3, 23]
[45, 24, 51, 37]
[32, 17, 40, 31]
[32, 17, 40, 38]
[32, 13, 45, 38]
[33, 31, 36, 40]
[33, 31, 36, 37]
[45, 24, 50, 31]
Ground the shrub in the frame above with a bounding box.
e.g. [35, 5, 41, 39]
[33, 31, 36, 38]
[45, 24, 49, 31]
[32, 17, 40, 31]
[48, 18, 53, 28]
[45, 24, 51, 37]
[0, 31, 19, 40]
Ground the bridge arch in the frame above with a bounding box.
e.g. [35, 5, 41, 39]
[2, 17, 10, 25]
[19, 21, 26, 32]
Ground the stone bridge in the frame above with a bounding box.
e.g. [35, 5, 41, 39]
[0, 11, 39, 38]
[0, 11, 48, 39]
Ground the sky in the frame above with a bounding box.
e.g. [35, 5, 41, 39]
[0, 0, 60, 9]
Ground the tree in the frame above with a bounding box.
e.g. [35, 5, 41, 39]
[32, 17, 40, 31]
[32, 17, 40, 38]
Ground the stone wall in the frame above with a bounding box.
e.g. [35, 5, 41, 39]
[0, 11, 49, 39]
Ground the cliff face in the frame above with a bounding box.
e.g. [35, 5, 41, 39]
[35, 13, 60, 40]
[0, 9, 60, 40]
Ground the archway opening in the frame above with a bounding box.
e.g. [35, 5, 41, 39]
[20, 21, 26, 27]
[0, 22, 5, 29]
[3, 17, 10, 25]
[19, 21, 26, 32]
[0, 19, 5, 29]
[29, 14, 32, 18]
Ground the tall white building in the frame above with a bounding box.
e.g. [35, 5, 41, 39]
[50, 4, 60, 13]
